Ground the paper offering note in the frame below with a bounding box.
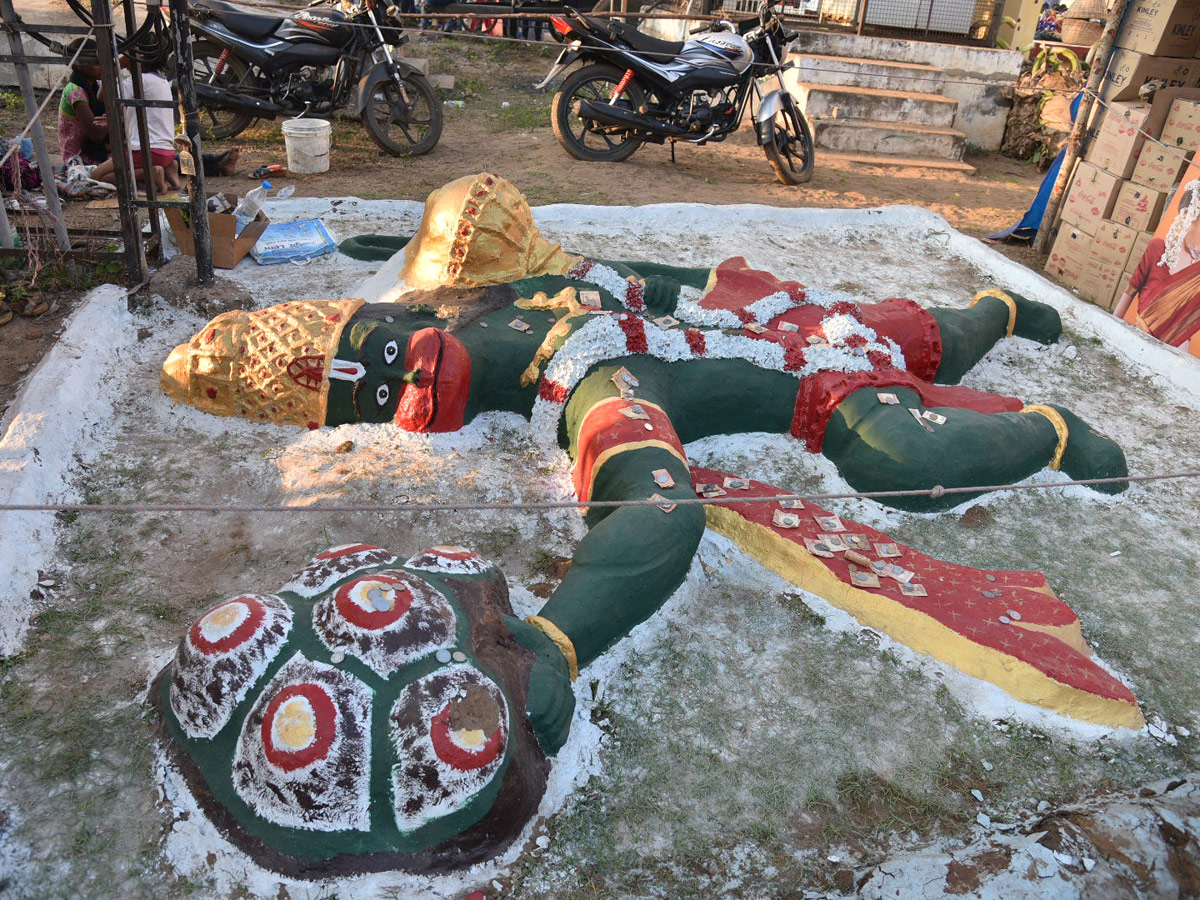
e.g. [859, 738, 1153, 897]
[815, 514, 846, 532]
[772, 510, 801, 529]
[804, 537, 835, 558]
[850, 570, 881, 588]
[844, 534, 870, 551]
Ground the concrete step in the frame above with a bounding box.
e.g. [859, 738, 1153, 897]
[811, 117, 967, 161]
[786, 53, 947, 94]
[794, 82, 957, 128]
[819, 149, 976, 175]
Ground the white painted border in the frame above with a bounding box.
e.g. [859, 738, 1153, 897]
[0, 285, 136, 655]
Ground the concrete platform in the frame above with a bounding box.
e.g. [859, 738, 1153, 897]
[788, 53, 947, 94]
[812, 117, 968, 160]
[794, 81, 958, 127]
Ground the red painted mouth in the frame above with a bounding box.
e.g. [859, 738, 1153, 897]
[394, 328, 471, 433]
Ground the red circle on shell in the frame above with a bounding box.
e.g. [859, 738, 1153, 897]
[428, 547, 476, 562]
[260, 682, 337, 771]
[334, 574, 413, 630]
[429, 704, 504, 771]
[188, 596, 267, 656]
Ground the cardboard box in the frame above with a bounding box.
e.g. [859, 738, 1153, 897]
[1091, 219, 1142, 270]
[1117, 0, 1200, 57]
[1087, 100, 1154, 178]
[1130, 227, 1156, 264]
[1130, 140, 1189, 188]
[1101, 49, 1200, 102]
[1045, 222, 1094, 283]
[1159, 97, 1200, 151]
[165, 195, 269, 269]
[1112, 181, 1170, 231]
[1061, 161, 1123, 232]
[1075, 260, 1127, 310]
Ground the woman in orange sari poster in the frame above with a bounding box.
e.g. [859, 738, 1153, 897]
[1114, 177, 1200, 353]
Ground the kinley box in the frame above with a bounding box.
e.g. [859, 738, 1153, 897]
[1101, 49, 1200, 102]
[1116, 0, 1200, 56]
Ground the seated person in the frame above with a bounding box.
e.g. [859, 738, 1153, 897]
[57, 38, 109, 165]
[92, 51, 179, 193]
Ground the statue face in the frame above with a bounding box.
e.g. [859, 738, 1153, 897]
[327, 308, 473, 433]
[158, 544, 548, 876]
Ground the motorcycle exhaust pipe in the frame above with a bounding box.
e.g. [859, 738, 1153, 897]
[576, 98, 686, 137]
[195, 82, 285, 116]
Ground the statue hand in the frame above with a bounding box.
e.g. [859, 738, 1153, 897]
[643, 274, 682, 315]
[504, 616, 575, 754]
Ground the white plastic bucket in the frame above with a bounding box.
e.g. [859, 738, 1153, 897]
[281, 118, 331, 174]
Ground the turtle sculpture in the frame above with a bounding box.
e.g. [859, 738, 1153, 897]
[155, 174, 1145, 876]
[155, 543, 567, 877]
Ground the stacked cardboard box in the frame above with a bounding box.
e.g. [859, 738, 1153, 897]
[1048, 85, 1200, 310]
[1100, 0, 1200, 102]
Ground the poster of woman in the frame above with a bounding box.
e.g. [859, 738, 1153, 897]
[1114, 160, 1200, 357]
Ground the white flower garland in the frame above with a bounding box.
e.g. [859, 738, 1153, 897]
[566, 261, 642, 309]
[528, 310, 907, 446]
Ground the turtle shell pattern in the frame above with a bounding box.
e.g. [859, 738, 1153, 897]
[157, 543, 548, 876]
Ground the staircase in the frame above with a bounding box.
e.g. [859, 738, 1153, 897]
[781, 33, 1023, 174]
[788, 52, 973, 172]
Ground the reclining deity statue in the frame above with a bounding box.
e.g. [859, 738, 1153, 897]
[154, 174, 1139, 877]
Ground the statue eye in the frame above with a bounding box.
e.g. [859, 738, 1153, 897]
[383, 340, 399, 365]
[375, 384, 390, 407]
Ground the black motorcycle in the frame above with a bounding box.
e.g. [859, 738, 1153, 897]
[539, 0, 813, 184]
[187, 0, 442, 156]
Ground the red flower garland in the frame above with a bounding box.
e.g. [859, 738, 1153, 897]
[685, 328, 707, 356]
[538, 379, 569, 403]
[617, 314, 648, 354]
[783, 344, 807, 372]
[625, 280, 645, 312]
[867, 349, 894, 369]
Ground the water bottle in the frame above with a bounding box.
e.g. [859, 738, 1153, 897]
[234, 180, 270, 236]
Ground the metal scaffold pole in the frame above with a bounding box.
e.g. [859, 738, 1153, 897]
[91, 0, 147, 284]
[168, 0, 213, 284]
[0, 0, 72, 254]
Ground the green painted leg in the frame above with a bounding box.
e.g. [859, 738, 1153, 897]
[537, 447, 705, 668]
[1047, 404, 1129, 493]
[823, 386, 1063, 512]
[930, 292, 1062, 384]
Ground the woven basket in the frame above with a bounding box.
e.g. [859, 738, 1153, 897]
[1061, 17, 1103, 45]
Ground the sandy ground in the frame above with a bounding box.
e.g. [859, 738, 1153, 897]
[1, 194, 1198, 899]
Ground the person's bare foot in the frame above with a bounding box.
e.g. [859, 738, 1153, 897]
[218, 147, 239, 176]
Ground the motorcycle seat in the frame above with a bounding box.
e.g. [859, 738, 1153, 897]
[578, 13, 685, 59]
[193, 0, 281, 40]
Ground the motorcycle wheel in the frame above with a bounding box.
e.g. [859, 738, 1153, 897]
[552, 64, 645, 163]
[762, 96, 814, 186]
[360, 72, 443, 157]
[192, 40, 257, 140]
